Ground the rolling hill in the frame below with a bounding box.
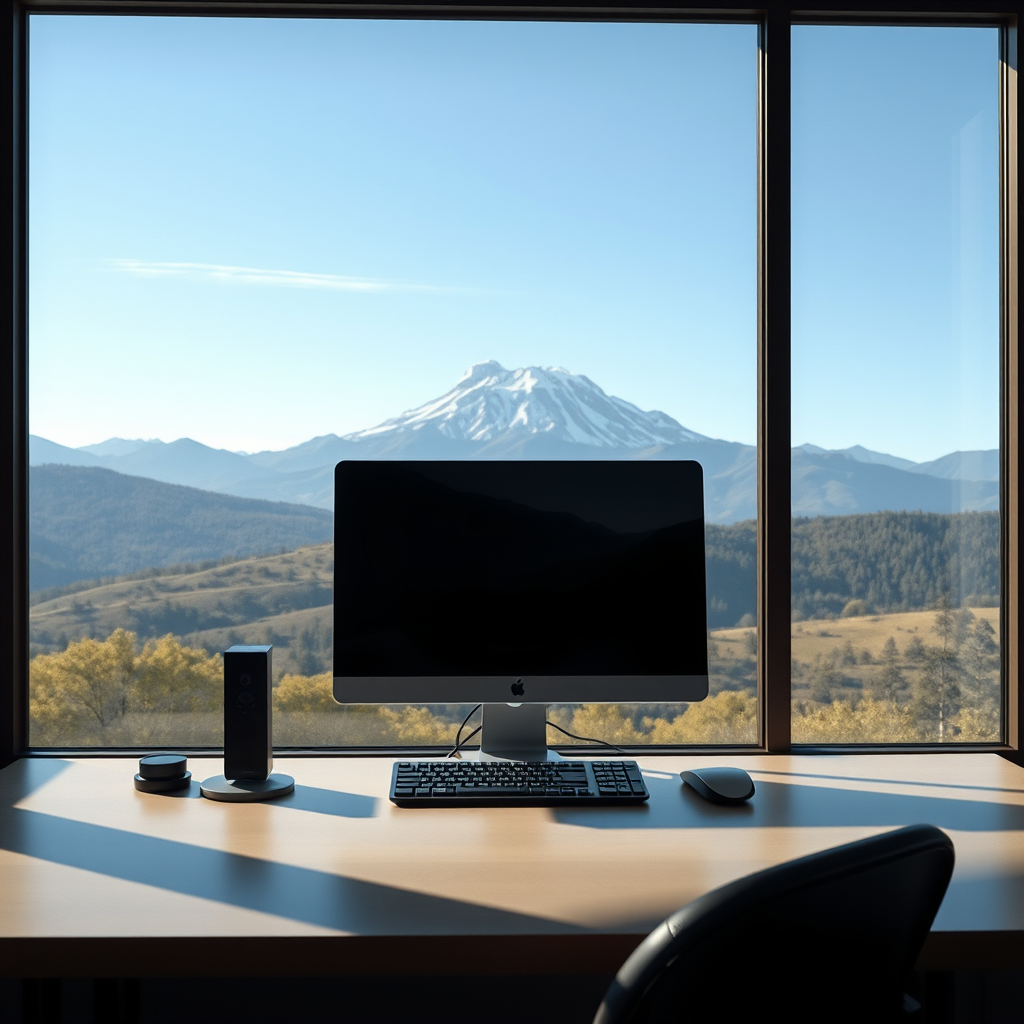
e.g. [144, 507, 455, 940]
[29, 511, 1000, 677]
[30, 544, 334, 677]
[30, 465, 333, 591]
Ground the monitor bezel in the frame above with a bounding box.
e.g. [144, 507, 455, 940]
[332, 459, 710, 706]
[334, 673, 710, 704]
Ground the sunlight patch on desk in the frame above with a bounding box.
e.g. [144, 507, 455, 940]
[0, 808, 588, 937]
[0, 846, 342, 938]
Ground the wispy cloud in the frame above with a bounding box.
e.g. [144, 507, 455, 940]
[107, 259, 455, 294]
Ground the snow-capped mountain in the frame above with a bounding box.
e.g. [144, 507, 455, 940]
[344, 361, 710, 449]
[29, 360, 999, 523]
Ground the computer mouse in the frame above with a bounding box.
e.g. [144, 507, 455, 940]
[680, 766, 755, 804]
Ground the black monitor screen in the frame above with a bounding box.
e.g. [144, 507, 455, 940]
[333, 460, 708, 704]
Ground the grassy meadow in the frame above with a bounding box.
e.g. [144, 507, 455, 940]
[30, 544, 335, 678]
[28, 604, 1001, 748]
[27, 532, 1002, 747]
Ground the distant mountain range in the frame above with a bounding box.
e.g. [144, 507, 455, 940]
[30, 361, 999, 523]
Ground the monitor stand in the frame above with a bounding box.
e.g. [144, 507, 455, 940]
[476, 703, 562, 762]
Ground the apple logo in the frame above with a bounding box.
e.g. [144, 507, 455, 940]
[511, 680, 525, 697]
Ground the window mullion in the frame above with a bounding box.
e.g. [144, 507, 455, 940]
[1000, 21, 1020, 762]
[758, 10, 792, 752]
[2, 1, 29, 769]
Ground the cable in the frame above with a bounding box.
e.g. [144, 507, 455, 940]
[545, 719, 629, 755]
[447, 704, 482, 758]
[447, 704, 630, 759]
[448, 725, 481, 758]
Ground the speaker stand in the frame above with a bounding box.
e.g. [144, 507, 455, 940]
[199, 774, 295, 802]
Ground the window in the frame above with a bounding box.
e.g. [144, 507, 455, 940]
[791, 26, 1004, 744]
[1, 3, 1018, 762]
[25, 14, 759, 750]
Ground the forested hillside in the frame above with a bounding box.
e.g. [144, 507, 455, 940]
[30, 544, 334, 677]
[29, 510, 1001, 681]
[705, 510, 999, 626]
[30, 465, 333, 590]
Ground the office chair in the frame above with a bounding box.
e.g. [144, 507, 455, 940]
[593, 824, 954, 1024]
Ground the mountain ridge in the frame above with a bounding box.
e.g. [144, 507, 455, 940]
[30, 361, 999, 522]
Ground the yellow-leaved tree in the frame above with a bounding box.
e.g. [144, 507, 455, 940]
[646, 691, 758, 744]
[273, 672, 336, 713]
[272, 672, 460, 745]
[547, 693, 759, 747]
[30, 630, 222, 745]
[792, 697, 919, 743]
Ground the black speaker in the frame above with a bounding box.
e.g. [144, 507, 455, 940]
[224, 644, 273, 782]
[200, 645, 293, 802]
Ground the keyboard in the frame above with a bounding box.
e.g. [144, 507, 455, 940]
[389, 759, 650, 806]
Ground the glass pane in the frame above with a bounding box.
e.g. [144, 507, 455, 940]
[29, 16, 757, 748]
[791, 27, 1001, 743]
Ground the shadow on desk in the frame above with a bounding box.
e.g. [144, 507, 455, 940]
[553, 776, 1024, 832]
[159, 780, 379, 818]
[0, 806, 577, 936]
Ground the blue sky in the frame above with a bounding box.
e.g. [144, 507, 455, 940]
[792, 25, 999, 463]
[29, 17, 998, 462]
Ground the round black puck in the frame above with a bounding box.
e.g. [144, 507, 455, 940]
[139, 754, 188, 780]
[134, 771, 192, 793]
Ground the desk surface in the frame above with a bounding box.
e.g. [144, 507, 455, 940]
[2, 753, 1023, 977]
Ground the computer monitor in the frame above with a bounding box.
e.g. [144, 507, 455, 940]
[333, 460, 708, 758]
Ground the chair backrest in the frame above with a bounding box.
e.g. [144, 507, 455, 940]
[593, 824, 954, 1024]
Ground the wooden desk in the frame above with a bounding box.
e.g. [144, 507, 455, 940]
[1, 753, 1023, 978]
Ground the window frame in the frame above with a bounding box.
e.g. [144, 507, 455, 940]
[1, 2, 1018, 764]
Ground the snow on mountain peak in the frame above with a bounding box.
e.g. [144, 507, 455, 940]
[345, 362, 709, 448]
[457, 360, 505, 384]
